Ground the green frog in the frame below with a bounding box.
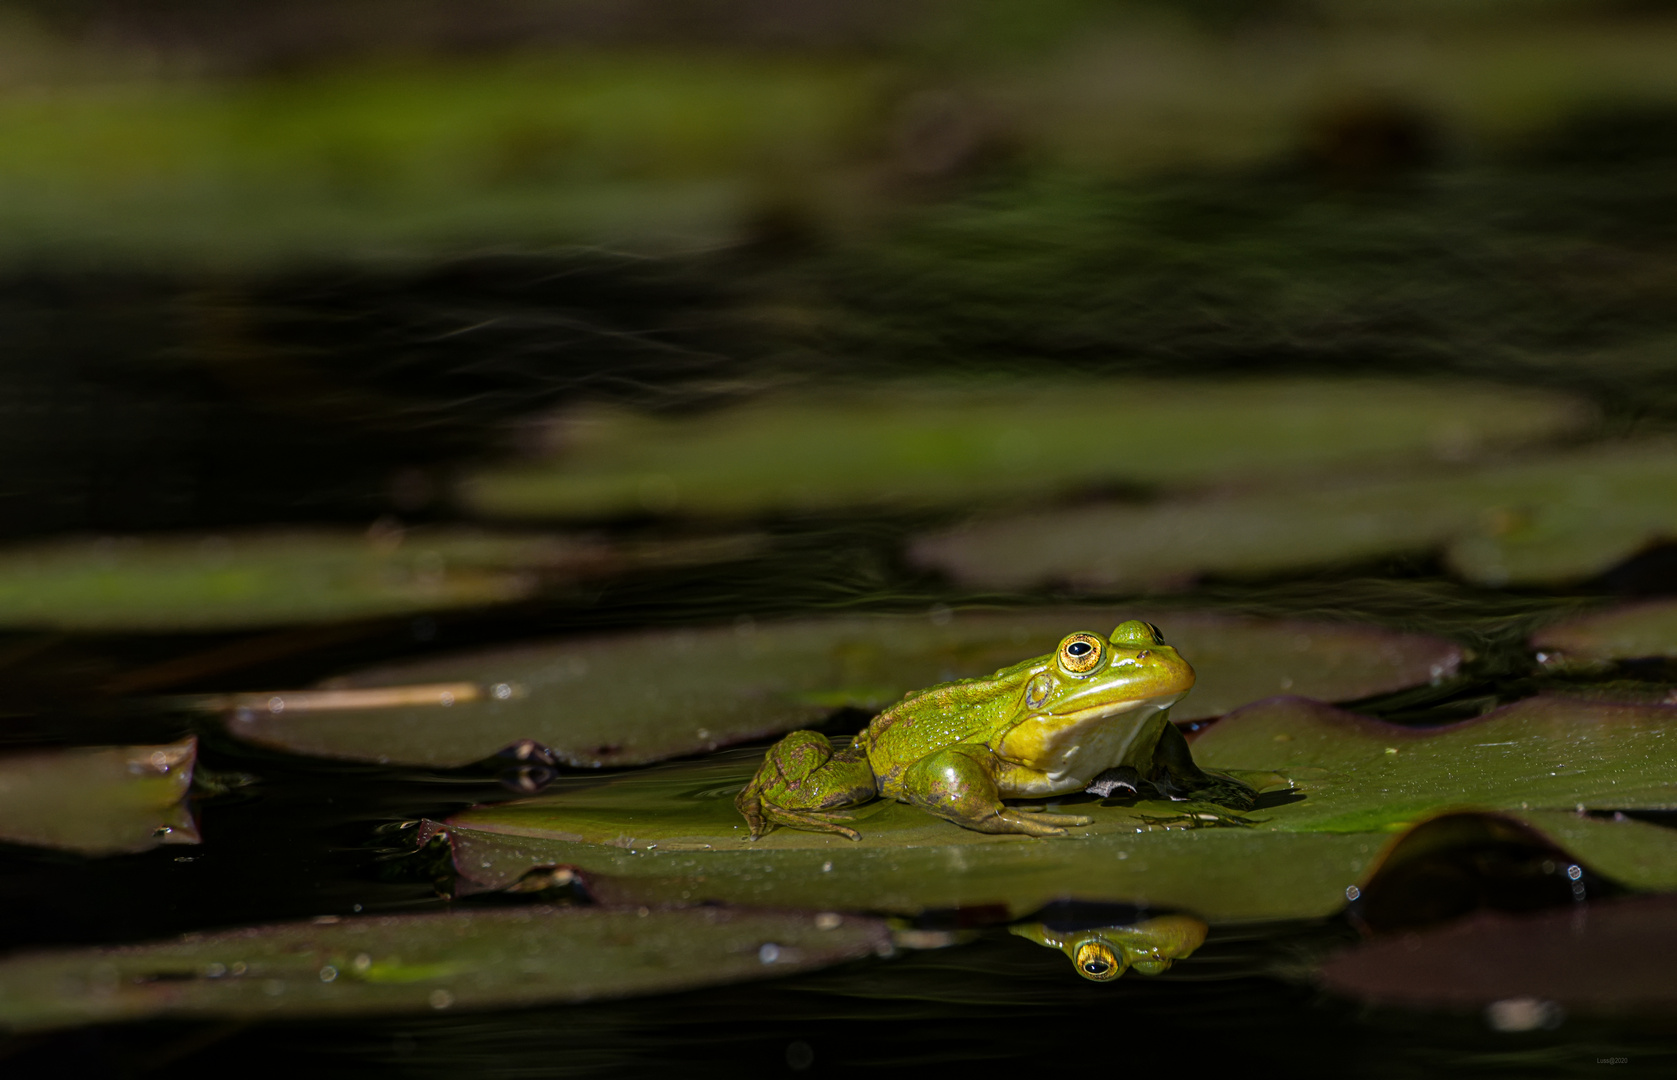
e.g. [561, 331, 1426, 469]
[737, 620, 1251, 839]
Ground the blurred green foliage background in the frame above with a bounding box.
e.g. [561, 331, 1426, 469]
[4, 0, 1677, 536]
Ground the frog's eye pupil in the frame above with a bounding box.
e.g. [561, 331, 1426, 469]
[1067, 641, 1092, 657]
[1083, 960, 1110, 975]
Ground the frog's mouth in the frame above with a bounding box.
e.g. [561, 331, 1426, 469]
[1043, 689, 1186, 728]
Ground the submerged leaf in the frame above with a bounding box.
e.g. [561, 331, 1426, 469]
[0, 905, 889, 1031]
[913, 440, 1677, 590]
[458, 380, 1587, 519]
[0, 739, 196, 856]
[1530, 600, 1677, 664]
[220, 609, 1459, 768]
[0, 528, 756, 631]
[1318, 895, 1677, 1014]
[442, 696, 1677, 922]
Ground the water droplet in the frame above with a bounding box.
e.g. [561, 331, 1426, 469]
[758, 943, 781, 964]
[1345, 885, 1361, 901]
[319, 966, 338, 983]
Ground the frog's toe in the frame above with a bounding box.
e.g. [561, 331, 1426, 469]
[1027, 810, 1095, 827]
[985, 810, 1086, 837]
[1010, 805, 1095, 826]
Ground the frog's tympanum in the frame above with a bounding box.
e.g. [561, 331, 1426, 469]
[1010, 914, 1208, 981]
[736, 620, 1252, 839]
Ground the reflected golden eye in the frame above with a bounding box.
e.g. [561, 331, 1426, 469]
[1074, 941, 1122, 981]
[1058, 632, 1105, 675]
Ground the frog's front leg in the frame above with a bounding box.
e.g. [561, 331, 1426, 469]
[736, 731, 878, 841]
[902, 745, 1093, 837]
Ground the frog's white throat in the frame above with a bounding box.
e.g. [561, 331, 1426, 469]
[994, 691, 1186, 797]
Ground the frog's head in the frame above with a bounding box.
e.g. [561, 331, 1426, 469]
[992, 619, 1195, 788]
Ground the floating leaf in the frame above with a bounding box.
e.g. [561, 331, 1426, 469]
[458, 380, 1587, 519]
[220, 609, 1458, 768]
[0, 528, 755, 631]
[0, 739, 196, 856]
[913, 440, 1677, 590]
[0, 905, 889, 1032]
[441, 696, 1677, 922]
[1318, 895, 1677, 1015]
[1530, 600, 1677, 664]
[1188, 695, 1677, 834]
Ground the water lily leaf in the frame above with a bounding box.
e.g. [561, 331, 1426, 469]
[1317, 895, 1677, 1015]
[1189, 695, 1677, 834]
[220, 609, 1458, 768]
[913, 440, 1677, 590]
[0, 905, 889, 1032]
[441, 696, 1677, 922]
[1529, 600, 1677, 664]
[0, 738, 196, 856]
[458, 380, 1587, 519]
[0, 528, 755, 631]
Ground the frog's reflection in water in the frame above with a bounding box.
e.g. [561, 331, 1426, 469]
[1009, 906, 1208, 982]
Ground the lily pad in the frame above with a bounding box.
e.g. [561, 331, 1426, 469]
[0, 738, 197, 856]
[0, 905, 889, 1032]
[1530, 600, 1677, 664]
[1188, 695, 1677, 836]
[457, 380, 1588, 519]
[1317, 895, 1677, 1015]
[0, 528, 755, 631]
[440, 696, 1677, 922]
[912, 440, 1677, 590]
[220, 609, 1459, 768]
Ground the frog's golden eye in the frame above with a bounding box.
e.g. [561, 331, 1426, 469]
[1074, 940, 1123, 982]
[1058, 632, 1106, 675]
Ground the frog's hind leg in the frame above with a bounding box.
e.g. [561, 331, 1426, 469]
[903, 745, 1093, 837]
[736, 730, 877, 840]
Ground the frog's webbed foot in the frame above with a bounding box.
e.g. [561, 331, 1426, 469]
[978, 809, 1093, 838]
[763, 805, 861, 841]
